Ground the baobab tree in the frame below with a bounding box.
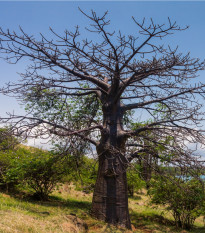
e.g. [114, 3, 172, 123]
[0, 9, 205, 229]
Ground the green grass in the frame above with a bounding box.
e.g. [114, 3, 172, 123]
[0, 186, 204, 233]
[128, 192, 205, 233]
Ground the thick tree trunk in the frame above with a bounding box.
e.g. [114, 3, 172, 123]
[90, 99, 131, 228]
[91, 153, 131, 229]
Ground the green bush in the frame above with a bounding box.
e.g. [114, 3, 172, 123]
[64, 156, 98, 193]
[0, 150, 16, 190]
[0, 127, 19, 151]
[127, 165, 145, 196]
[148, 175, 205, 229]
[0, 127, 20, 190]
[1, 147, 70, 200]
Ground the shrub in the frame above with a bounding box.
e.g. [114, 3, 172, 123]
[0, 150, 15, 190]
[64, 156, 98, 193]
[0, 127, 20, 191]
[0, 127, 19, 151]
[127, 165, 145, 196]
[2, 147, 70, 200]
[148, 175, 205, 229]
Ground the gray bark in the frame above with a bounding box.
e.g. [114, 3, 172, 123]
[91, 100, 131, 229]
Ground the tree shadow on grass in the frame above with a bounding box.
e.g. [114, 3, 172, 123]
[131, 211, 172, 231]
[101, 224, 128, 233]
[24, 195, 92, 215]
[130, 211, 205, 233]
[29, 198, 92, 216]
[48, 195, 91, 211]
[129, 195, 142, 201]
[1, 190, 91, 216]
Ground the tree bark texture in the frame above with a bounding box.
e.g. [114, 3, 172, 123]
[91, 101, 131, 229]
[91, 154, 131, 229]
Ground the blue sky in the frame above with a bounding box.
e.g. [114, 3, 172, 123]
[0, 1, 205, 148]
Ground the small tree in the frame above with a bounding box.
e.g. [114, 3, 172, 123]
[0, 10, 205, 228]
[0, 127, 19, 151]
[64, 155, 98, 193]
[0, 127, 20, 191]
[4, 147, 70, 200]
[127, 164, 145, 196]
[149, 175, 205, 229]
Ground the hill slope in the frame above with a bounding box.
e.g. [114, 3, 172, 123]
[0, 184, 204, 233]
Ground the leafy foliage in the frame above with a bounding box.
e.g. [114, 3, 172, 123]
[64, 155, 98, 193]
[0, 127, 19, 151]
[149, 175, 205, 229]
[0, 128, 20, 190]
[0, 147, 71, 200]
[24, 86, 102, 133]
[127, 164, 145, 196]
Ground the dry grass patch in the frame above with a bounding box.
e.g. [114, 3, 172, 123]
[0, 211, 88, 233]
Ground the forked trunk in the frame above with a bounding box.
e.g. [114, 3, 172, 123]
[91, 153, 131, 229]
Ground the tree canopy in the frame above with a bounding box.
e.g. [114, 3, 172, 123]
[0, 9, 205, 228]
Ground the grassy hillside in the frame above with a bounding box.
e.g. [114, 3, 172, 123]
[0, 184, 204, 233]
